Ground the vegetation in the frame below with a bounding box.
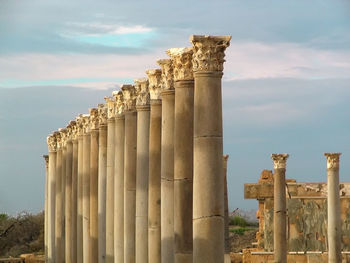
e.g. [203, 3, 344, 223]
[229, 214, 258, 227]
[0, 211, 44, 257]
[230, 227, 256, 235]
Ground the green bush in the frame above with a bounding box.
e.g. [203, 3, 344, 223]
[230, 227, 254, 235]
[230, 215, 248, 227]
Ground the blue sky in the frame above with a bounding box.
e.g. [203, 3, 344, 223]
[0, 0, 350, 214]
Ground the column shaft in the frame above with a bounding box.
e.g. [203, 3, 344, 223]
[98, 125, 107, 263]
[61, 145, 66, 260]
[77, 135, 84, 263]
[148, 101, 162, 263]
[135, 107, 150, 263]
[43, 155, 49, 263]
[223, 155, 230, 263]
[174, 80, 194, 263]
[106, 118, 115, 263]
[83, 133, 91, 263]
[55, 148, 64, 263]
[48, 151, 56, 263]
[65, 140, 73, 263]
[72, 140, 78, 263]
[161, 90, 175, 263]
[114, 115, 125, 263]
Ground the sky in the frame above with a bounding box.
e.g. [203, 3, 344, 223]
[0, 0, 350, 215]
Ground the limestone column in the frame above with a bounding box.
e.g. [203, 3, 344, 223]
[76, 116, 84, 263]
[98, 104, 108, 263]
[89, 108, 99, 263]
[122, 84, 137, 263]
[223, 155, 230, 263]
[157, 58, 175, 263]
[325, 153, 342, 263]
[61, 130, 67, 260]
[47, 134, 57, 263]
[134, 79, 150, 263]
[82, 115, 91, 263]
[105, 97, 115, 263]
[113, 91, 125, 263]
[43, 154, 49, 262]
[55, 129, 64, 263]
[146, 69, 162, 263]
[72, 122, 78, 263]
[271, 153, 289, 263]
[168, 47, 194, 263]
[190, 35, 231, 263]
[65, 122, 74, 263]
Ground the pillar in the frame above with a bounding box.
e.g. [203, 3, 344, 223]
[43, 154, 49, 262]
[90, 108, 99, 263]
[61, 130, 67, 260]
[105, 97, 115, 263]
[168, 47, 194, 263]
[55, 129, 64, 263]
[98, 104, 108, 263]
[122, 84, 137, 263]
[271, 153, 289, 263]
[47, 134, 57, 263]
[72, 122, 78, 263]
[146, 69, 162, 263]
[113, 91, 125, 263]
[135, 79, 150, 263]
[157, 58, 175, 263]
[82, 115, 91, 263]
[65, 122, 74, 263]
[190, 35, 231, 263]
[223, 155, 230, 263]
[76, 116, 84, 263]
[325, 153, 342, 263]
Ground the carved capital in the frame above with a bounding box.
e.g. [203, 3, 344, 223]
[113, 90, 125, 115]
[271, 153, 289, 169]
[89, 108, 99, 130]
[59, 128, 68, 148]
[167, 48, 194, 81]
[146, 69, 162, 100]
[104, 97, 115, 119]
[47, 133, 57, 152]
[81, 114, 90, 134]
[157, 59, 174, 90]
[135, 78, 150, 107]
[121, 84, 136, 112]
[76, 115, 84, 137]
[324, 153, 341, 169]
[66, 120, 77, 141]
[190, 35, 231, 72]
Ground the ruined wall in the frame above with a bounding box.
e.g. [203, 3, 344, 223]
[245, 170, 350, 252]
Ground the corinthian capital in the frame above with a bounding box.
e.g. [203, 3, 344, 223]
[190, 35, 231, 72]
[135, 78, 150, 107]
[271, 153, 289, 169]
[157, 59, 174, 90]
[167, 48, 194, 81]
[76, 115, 84, 137]
[89, 108, 99, 130]
[121, 84, 136, 112]
[146, 69, 162, 100]
[66, 120, 76, 141]
[59, 128, 68, 147]
[104, 96, 116, 119]
[47, 133, 57, 152]
[81, 114, 90, 134]
[113, 90, 125, 115]
[98, 104, 108, 126]
[324, 153, 341, 169]
[69, 120, 77, 140]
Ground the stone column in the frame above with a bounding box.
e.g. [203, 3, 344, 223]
[168, 47, 194, 263]
[112, 91, 125, 263]
[223, 155, 230, 263]
[146, 69, 162, 263]
[105, 96, 116, 263]
[122, 84, 137, 263]
[98, 104, 108, 263]
[76, 116, 84, 263]
[271, 153, 289, 263]
[65, 122, 74, 263]
[61, 129, 67, 261]
[47, 134, 57, 263]
[82, 115, 91, 263]
[157, 58, 175, 263]
[89, 108, 99, 263]
[43, 154, 49, 262]
[72, 122, 78, 263]
[190, 35, 231, 263]
[325, 153, 342, 263]
[134, 79, 150, 263]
